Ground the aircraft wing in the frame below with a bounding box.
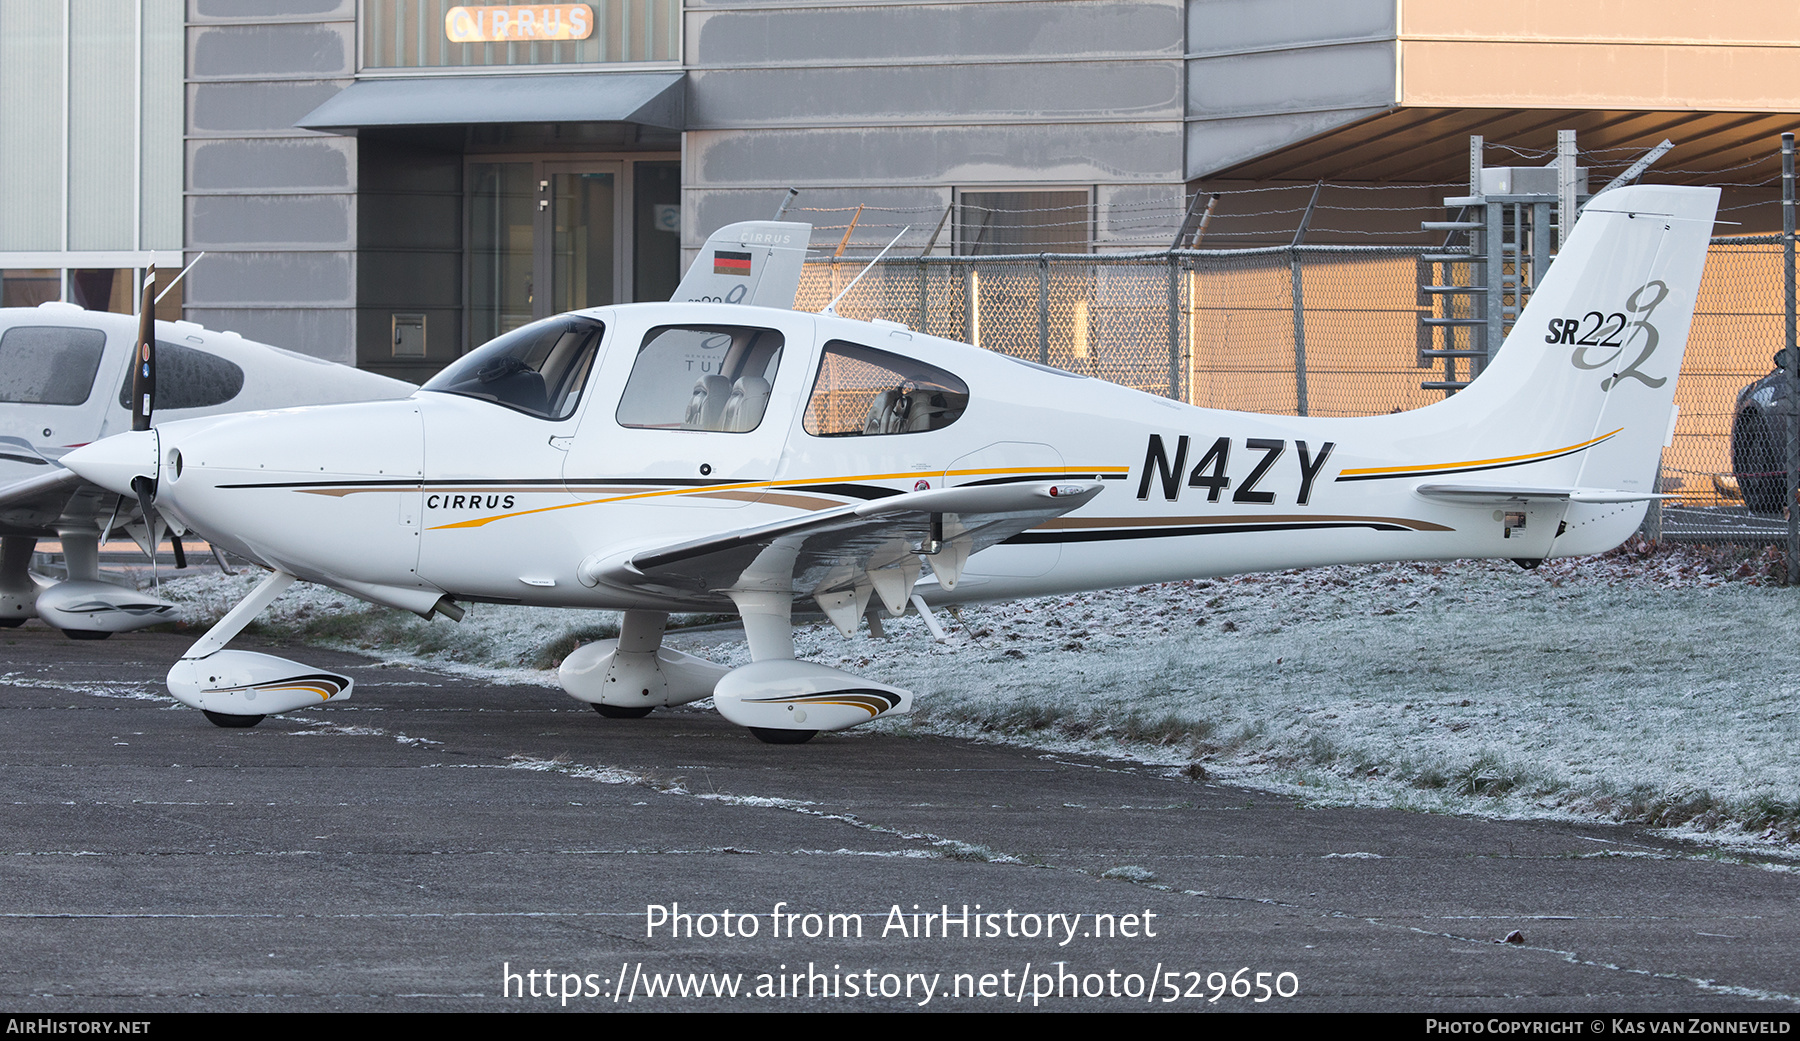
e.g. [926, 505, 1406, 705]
[0, 467, 88, 534]
[581, 481, 1103, 615]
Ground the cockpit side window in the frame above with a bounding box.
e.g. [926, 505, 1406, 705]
[617, 325, 785, 433]
[421, 315, 604, 420]
[803, 340, 969, 437]
[115, 342, 245, 411]
[0, 326, 107, 406]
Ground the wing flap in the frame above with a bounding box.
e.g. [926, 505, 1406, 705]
[581, 481, 1102, 605]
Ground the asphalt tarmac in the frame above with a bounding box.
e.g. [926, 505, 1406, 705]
[1, 623, 1795, 1013]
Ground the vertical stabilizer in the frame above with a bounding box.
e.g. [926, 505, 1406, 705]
[1412, 185, 1717, 556]
[674, 221, 812, 310]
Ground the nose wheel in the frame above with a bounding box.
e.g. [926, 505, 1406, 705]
[592, 704, 653, 719]
[202, 710, 265, 729]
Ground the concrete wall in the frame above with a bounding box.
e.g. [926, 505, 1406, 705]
[185, 0, 358, 363]
[1399, 3, 1800, 111]
[682, 0, 1190, 255]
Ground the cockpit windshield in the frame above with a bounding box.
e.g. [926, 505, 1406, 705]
[421, 315, 603, 420]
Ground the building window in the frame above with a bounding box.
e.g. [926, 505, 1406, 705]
[1, 271, 59, 309]
[363, 0, 678, 70]
[956, 190, 1091, 255]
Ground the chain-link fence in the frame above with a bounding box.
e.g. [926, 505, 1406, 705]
[800, 240, 1791, 536]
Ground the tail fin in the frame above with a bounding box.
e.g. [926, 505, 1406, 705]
[674, 221, 812, 309]
[1440, 184, 1718, 552]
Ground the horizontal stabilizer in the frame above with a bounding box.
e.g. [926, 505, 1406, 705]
[1416, 483, 1670, 505]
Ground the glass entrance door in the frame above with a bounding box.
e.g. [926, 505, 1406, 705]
[468, 160, 623, 346]
[546, 164, 618, 316]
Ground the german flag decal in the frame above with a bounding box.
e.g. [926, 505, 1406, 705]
[713, 250, 753, 276]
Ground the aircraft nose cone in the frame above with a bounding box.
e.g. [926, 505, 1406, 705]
[62, 430, 159, 497]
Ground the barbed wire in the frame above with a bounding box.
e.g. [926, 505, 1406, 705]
[777, 141, 1788, 252]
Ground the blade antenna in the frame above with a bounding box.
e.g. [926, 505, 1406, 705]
[821, 227, 909, 317]
[154, 251, 205, 305]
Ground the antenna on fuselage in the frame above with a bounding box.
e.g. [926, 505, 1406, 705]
[154, 251, 206, 305]
[820, 227, 909, 317]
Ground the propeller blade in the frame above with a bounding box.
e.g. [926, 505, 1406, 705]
[130, 475, 157, 537]
[130, 267, 156, 432]
[170, 533, 187, 570]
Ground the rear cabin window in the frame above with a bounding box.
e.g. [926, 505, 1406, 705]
[803, 340, 969, 437]
[0, 326, 107, 405]
[115, 343, 246, 411]
[617, 325, 785, 433]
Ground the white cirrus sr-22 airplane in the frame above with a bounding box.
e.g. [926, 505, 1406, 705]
[57, 184, 1717, 743]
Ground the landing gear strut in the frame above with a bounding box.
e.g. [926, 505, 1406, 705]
[167, 570, 352, 727]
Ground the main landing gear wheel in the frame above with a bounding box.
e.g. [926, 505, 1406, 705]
[0, 617, 23, 628]
[749, 727, 818, 745]
[63, 629, 111, 641]
[593, 704, 654, 719]
[202, 710, 265, 729]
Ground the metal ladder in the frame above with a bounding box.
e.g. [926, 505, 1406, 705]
[1416, 133, 1587, 394]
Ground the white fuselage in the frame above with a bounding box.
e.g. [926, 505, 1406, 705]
[144, 303, 1619, 615]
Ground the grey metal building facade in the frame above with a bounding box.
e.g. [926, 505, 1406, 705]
[182, 0, 1195, 378]
[3, 1, 1770, 380]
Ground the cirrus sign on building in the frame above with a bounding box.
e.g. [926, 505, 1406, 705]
[445, 4, 595, 43]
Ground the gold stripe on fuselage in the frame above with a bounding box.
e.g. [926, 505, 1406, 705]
[1335, 429, 1620, 480]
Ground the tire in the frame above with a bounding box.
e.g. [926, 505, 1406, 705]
[62, 629, 112, 641]
[593, 704, 654, 719]
[202, 710, 265, 729]
[749, 727, 818, 745]
[1733, 410, 1785, 513]
[0, 617, 24, 628]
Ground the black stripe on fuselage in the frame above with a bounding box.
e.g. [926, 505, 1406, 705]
[780, 483, 902, 500]
[215, 477, 719, 490]
[1007, 520, 1420, 544]
[956, 473, 1128, 488]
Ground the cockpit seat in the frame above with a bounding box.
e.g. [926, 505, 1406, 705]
[721, 376, 771, 433]
[863, 389, 903, 434]
[682, 374, 733, 430]
[902, 390, 954, 432]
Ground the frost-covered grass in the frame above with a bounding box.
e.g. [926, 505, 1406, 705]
[147, 540, 1800, 848]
